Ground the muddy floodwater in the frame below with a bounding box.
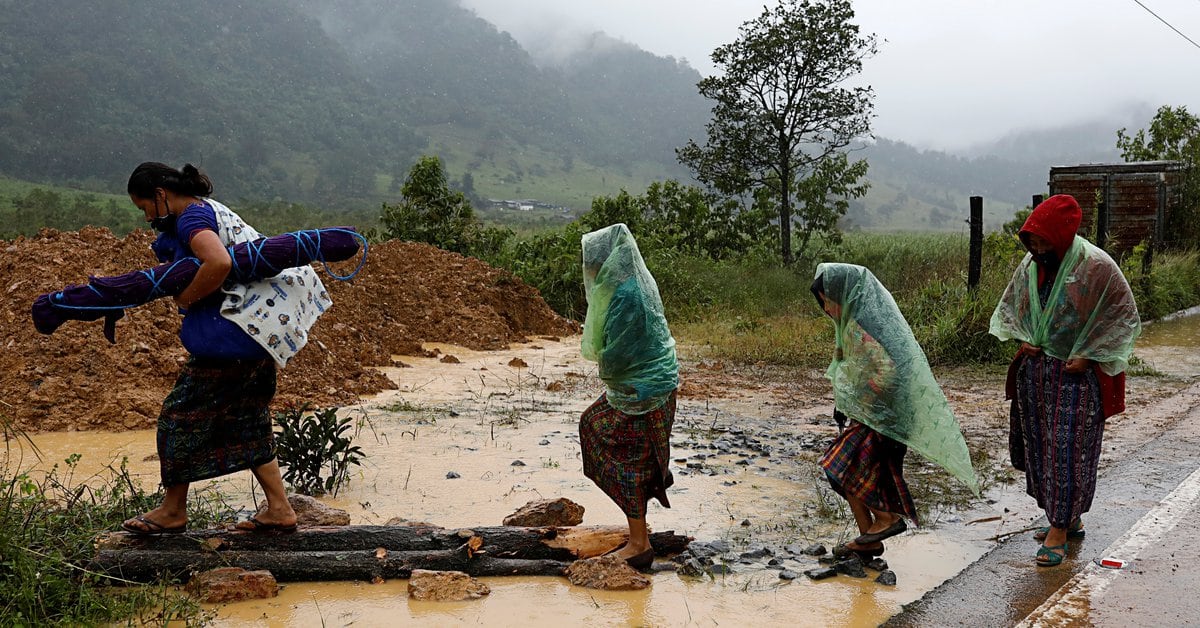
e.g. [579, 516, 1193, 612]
[18, 319, 1200, 627]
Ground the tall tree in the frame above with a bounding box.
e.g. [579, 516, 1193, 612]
[380, 156, 480, 254]
[1117, 105, 1200, 245]
[677, 0, 875, 263]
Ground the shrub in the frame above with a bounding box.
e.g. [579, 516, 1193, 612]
[273, 405, 364, 496]
[1122, 245, 1200, 320]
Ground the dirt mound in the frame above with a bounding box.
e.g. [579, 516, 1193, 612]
[1, 228, 577, 433]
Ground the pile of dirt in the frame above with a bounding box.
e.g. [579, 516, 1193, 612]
[1, 228, 577, 433]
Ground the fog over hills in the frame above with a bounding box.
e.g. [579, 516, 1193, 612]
[0, 0, 1154, 226]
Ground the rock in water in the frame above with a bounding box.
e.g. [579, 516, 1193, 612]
[804, 567, 837, 580]
[565, 555, 651, 590]
[875, 570, 897, 586]
[407, 570, 491, 601]
[186, 567, 278, 603]
[833, 556, 868, 578]
[502, 498, 585, 526]
[257, 494, 349, 527]
[800, 544, 827, 556]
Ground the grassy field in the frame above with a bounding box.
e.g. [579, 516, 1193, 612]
[410, 124, 689, 210]
[660, 231, 1025, 368]
[0, 175, 129, 215]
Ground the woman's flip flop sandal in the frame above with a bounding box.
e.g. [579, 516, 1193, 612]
[1035, 543, 1068, 566]
[854, 519, 908, 545]
[121, 515, 186, 536]
[234, 516, 298, 534]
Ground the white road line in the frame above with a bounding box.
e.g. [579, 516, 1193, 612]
[1017, 465, 1200, 626]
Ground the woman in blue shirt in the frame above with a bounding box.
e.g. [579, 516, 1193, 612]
[121, 162, 297, 535]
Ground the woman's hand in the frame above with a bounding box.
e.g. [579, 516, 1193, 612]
[1064, 357, 1092, 373]
[1018, 342, 1042, 357]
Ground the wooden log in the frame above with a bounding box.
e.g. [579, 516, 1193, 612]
[91, 543, 571, 582]
[95, 525, 690, 560]
[91, 525, 692, 583]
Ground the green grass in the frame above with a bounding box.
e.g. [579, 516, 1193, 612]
[852, 177, 1022, 232]
[416, 124, 686, 210]
[1123, 247, 1200, 320]
[0, 421, 228, 625]
[662, 231, 1023, 368]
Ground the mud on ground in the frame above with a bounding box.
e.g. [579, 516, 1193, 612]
[1, 228, 576, 433]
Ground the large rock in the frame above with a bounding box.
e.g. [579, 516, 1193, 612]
[407, 569, 491, 601]
[564, 555, 651, 590]
[186, 567, 278, 603]
[256, 494, 350, 527]
[502, 498, 585, 527]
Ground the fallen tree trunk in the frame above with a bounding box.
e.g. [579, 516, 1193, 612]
[91, 525, 692, 583]
[92, 545, 570, 582]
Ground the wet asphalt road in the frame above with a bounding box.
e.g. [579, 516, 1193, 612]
[885, 383, 1200, 627]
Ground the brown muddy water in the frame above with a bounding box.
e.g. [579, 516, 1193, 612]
[18, 319, 1200, 627]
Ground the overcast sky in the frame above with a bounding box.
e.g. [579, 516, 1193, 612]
[458, 0, 1200, 151]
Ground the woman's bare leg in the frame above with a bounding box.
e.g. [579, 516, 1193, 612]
[238, 459, 297, 528]
[844, 494, 876, 534]
[616, 516, 651, 559]
[864, 506, 900, 534]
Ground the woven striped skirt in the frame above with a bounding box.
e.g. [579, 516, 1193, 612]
[819, 419, 919, 525]
[157, 356, 278, 487]
[579, 391, 676, 519]
[1014, 353, 1105, 528]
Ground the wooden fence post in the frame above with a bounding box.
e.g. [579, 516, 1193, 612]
[1096, 176, 1110, 250]
[968, 196, 983, 291]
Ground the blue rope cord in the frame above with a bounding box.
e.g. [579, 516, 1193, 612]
[50, 228, 368, 312]
[50, 258, 200, 311]
[227, 227, 368, 282]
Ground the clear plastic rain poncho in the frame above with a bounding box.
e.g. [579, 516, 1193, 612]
[989, 236, 1141, 375]
[581, 224, 679, 415]
[815, 263, 979, 494]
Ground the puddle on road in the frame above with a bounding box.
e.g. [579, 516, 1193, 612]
[19, 338, 994, 627]
[1135, 310, 1200, 379]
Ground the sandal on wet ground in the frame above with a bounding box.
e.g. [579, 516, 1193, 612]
[1033, 519, 1085, 541]
[833, 542, 884, 559]
[121, 515, 186, 536]
[624, 548, 655, 570]
[854, 519, 908, 545]
[233, 516, 297, 534]
[1035, 543, 1068, 566]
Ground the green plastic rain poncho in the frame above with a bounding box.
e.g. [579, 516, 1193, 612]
[581, 224, 679, 415]
[989, 238, 1141, 376]
[815, 263, 979, 495]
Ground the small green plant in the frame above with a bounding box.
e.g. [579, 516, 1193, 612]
[273, 405, 365, 497]
[541, 458, 561, 469]
[1126, 354, 1167, 377]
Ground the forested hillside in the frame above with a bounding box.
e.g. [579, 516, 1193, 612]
[0, 0, 417, 201]
[0, 0, 706, 207]
[0, 0, 1128, 228]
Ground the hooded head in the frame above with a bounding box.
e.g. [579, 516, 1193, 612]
[1019, 194, 1082, 274]
[1020, 195, 1081, 255]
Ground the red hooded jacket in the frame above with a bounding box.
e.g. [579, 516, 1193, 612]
[1005, 194, 1126, 418]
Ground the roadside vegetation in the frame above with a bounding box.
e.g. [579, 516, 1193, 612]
[0, 417, 219, 626]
